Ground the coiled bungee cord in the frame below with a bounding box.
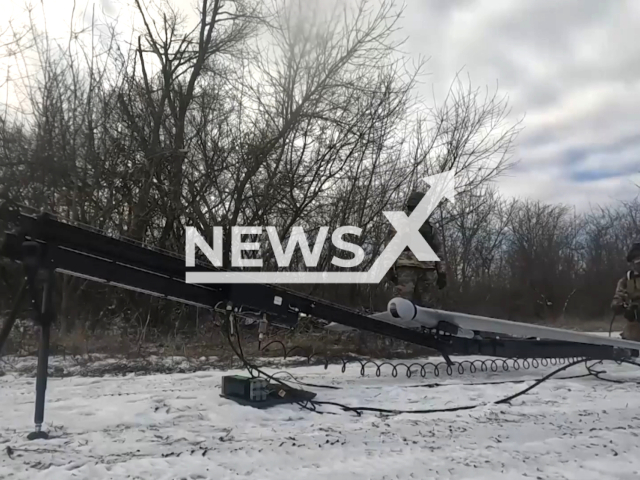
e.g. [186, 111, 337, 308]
[258, 339, 582, 379]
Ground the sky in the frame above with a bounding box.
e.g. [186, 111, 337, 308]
[399, 0, 640, 210]
[2, 0, 639, 211]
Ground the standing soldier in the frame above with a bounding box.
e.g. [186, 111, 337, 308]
[386, 190, 447, 308]
[611, 240, 640, 341]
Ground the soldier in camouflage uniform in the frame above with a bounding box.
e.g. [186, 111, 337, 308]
[386, 191, 447, 308]
[611, 240, 640, 341]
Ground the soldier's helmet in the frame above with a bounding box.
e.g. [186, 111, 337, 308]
[406, 191, 425, 210]
[626, 240, 640, 263]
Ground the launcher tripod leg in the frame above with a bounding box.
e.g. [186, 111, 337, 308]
[27, 268, 55, 441]
[0, 279, 27, 354]
[29, 318, 51, 440]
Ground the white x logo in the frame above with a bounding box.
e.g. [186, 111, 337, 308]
[366, 169, 456, 282]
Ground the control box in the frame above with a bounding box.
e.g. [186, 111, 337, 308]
[221, 375, 268, 402]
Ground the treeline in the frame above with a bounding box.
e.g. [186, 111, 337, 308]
[0, 0, 634, 337]
[438, 190, 637, 322]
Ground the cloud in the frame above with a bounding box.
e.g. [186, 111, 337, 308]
[399, 0, 640, 210]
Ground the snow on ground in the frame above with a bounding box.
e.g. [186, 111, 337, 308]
[1, 352, 640, 480]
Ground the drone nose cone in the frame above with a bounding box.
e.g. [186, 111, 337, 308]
[388, 297, 417, 321]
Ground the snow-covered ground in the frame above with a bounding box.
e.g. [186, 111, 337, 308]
[2, 353, 640, 480]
